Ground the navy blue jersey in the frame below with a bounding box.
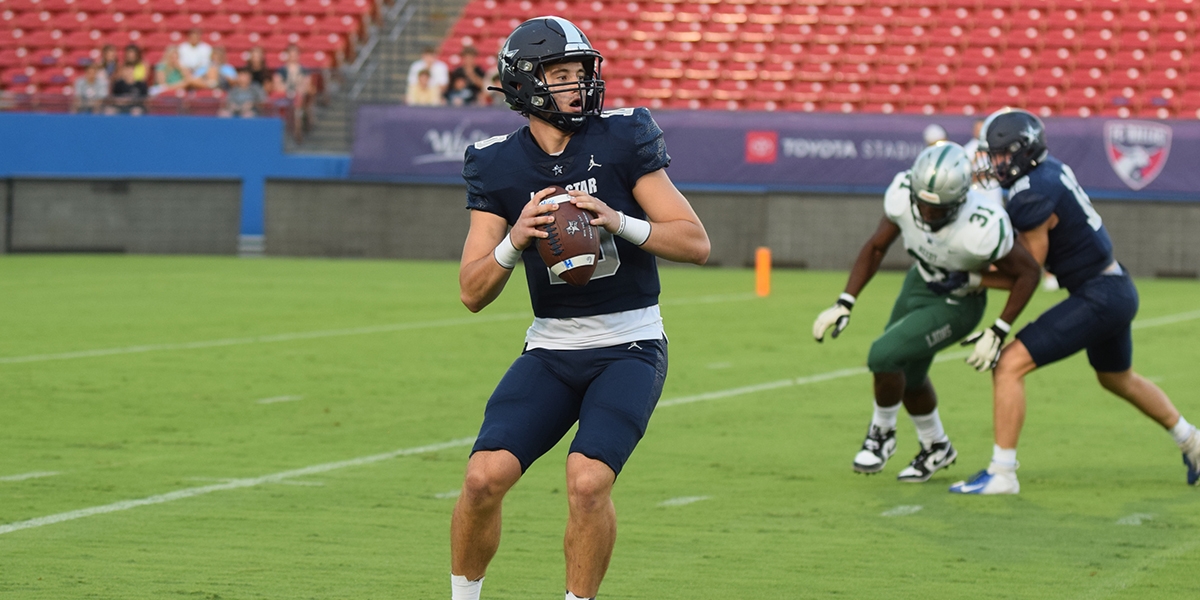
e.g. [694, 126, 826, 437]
[1006, 156, 1114, 292]
[463, 107, 670, 319]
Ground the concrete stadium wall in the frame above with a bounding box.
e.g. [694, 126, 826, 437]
[4, 179, 240, 254]
[264, 181, 469, 260]
[262, 181, 1200, 277]
[4, 177, 1196, 278]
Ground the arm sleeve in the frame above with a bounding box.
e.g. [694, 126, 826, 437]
[1006, 190, 1056, 232]
[462, 147, 504, 219]
[629, 108, 671, 181]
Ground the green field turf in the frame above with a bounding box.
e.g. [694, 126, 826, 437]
[1, 255, 1198, 599]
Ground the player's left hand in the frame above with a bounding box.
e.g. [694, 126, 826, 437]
[961, 324, 1007, 371]
[566, 190, 620, 234]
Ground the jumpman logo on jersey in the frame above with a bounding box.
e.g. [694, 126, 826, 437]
[588, 155, 602, 171]
[628, 342, 642, 350]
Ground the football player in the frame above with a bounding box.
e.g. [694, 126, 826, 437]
[813, 142, 1040, 483]
[950, 108, 1200, 495]
[449, 16, 710, 600]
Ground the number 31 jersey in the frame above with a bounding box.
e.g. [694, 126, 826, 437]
[883, 170, 1015, 283]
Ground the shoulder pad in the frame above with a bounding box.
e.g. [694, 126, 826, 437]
[883, 170, 912, 222]
[960, 194, 1014, 261]
[1009, 175, 1031, 196]
[600, 107, 636, 118]
[473, 134, 511, 150]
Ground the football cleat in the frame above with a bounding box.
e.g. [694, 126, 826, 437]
[949, 466, 1019, 495]
[852, 425, 897, 474]
[897, 439, 958, 483]
[1183, 429, 1200, 486]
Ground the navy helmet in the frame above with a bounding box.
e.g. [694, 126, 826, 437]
[492, 16, 605, 132]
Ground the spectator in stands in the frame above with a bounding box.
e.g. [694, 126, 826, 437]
[923, 123, 947, 146]
[274, 44, 313, 136]
[245, 46, 274, 93]
[152, 46, 192, 95]
[178, 28, 213, 73]
[445, 76, 474, 107]
[406, 45, 448, 96]
[107, 64, 148, 115]
[73, 62, 108, 114]
[197, 46, 237, 90]
[99, 44, 120, 80]
[122, 44, 148, 84]
[220, 68, 266, 118]
[405, 69, 444, 106]
[446, 46, 485, 106]
[485, 73, 506, 108]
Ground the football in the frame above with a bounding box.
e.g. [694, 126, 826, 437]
[536, 186, 600, 287]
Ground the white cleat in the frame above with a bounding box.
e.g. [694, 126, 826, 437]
[852, 425, 897, 474]
[949, 465, 1020, 495]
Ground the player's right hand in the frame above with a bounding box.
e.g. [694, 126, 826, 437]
[510, 188, 561, 250]
[813, 299, 853, 342]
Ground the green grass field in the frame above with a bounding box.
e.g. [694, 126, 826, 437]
[2, 255, 1198, 599]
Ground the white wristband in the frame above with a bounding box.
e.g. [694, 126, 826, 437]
[993, 318, 1012, 334]
[615, 211, 652, 246]
[492, 233, 522, 269]
[838, 293, 856, 307]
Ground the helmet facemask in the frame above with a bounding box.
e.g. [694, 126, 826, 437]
[910, 190, 963, 233]
[525, 58, 605, 132]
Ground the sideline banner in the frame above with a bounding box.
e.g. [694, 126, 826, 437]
[351, 105, 1200, 201]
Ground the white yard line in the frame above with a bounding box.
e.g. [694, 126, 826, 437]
[256, 395, 303, 405]
[0, 293, 758, 366]
[2, 307, 1196, 536]
[0, 438, 474, 536]
[881, 505, 923, 517]
[0, 471, 60, 482]
[658, 496, 710, 507]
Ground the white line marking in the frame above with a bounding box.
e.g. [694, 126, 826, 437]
[1131, 309, 1200, 330]
[0, 437, 473, 536]
[1077, 535, 1200, 599]
[0, 471, 60, 482]
[658, 495, 710, 507]
[881, 505, 923, 517]
[0, 313, 529, 365]
[0, 293, 756, 366]
[706, 362, 732, 369]
[434, 490, 461, 499]
[3, 307, 1195, 535]
[256, 395, 303, 405]
[1116, 513, 1154, 526]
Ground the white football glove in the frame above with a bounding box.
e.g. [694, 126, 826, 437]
[813, 295, 855, 342]
[961, 319, 1012, 371]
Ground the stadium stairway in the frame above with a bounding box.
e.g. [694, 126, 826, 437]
[293, 0, 469, 152]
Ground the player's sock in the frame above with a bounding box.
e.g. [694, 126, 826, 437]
[990, 445, 1018, 471]
[910, 408, 949, 447]
[872, 402, 900, 431]
[451, 574, 483, 600]
[1170, 416, 1196, 448]
[565, 592, 592, 600]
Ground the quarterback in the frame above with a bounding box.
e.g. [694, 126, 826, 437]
[450, 16, 709, 600]
[950, 108, 1200, 494]
[813, 142, 1040, 482]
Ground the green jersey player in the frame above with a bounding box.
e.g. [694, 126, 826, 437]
[812, 142, 1040, 482]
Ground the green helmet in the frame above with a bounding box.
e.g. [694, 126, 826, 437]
[909, 142, 972, 231]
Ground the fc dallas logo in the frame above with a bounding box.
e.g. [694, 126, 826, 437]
[1104, 121, 1172, 191]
